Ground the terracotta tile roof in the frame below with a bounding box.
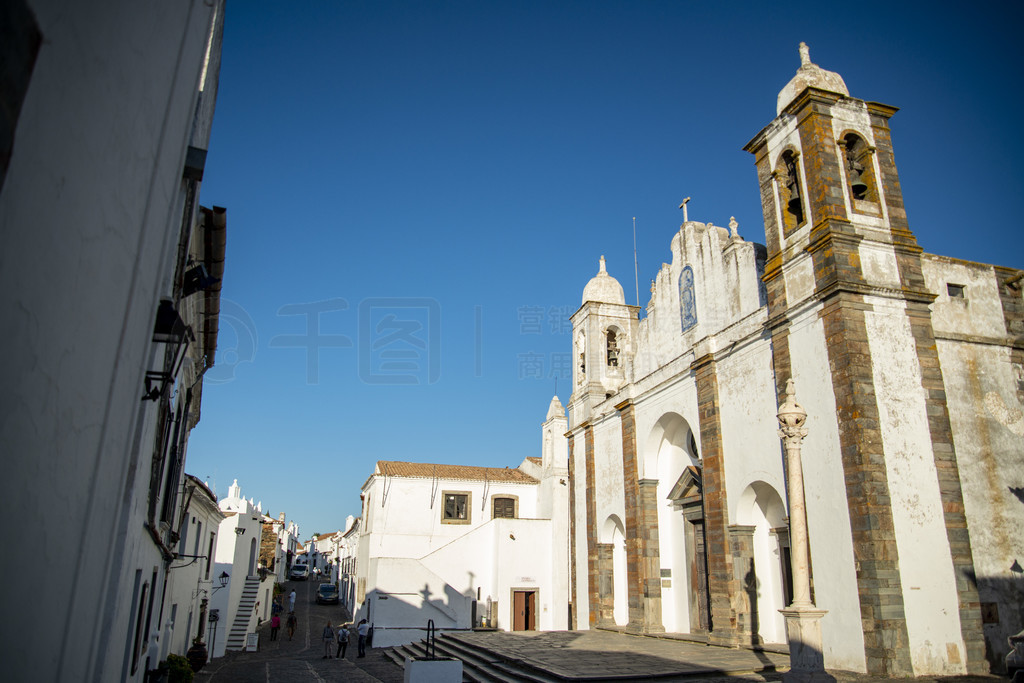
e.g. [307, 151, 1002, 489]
[376, 460, 539, 484]
[526, 457, 542, 465]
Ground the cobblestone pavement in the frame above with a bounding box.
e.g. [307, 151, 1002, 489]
[194, 577, 403, 682]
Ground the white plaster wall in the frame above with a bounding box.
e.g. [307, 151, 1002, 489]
[0, 2, 221, 680]
[592, 417, 626, 538]
[858, 243, 901, 290]
[364, 476, 540, 560]
[717, 337, 786, 520]
[865, 297, 966, 673]
[787, 304, 867, 673]
[570, 432, 591, 628]
[923, 258, 1006, 341]
[939, 336, 1024, 668]
[164, 493, 223, 658]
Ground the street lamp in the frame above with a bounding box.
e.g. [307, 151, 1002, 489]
[211, 571, 229, 593]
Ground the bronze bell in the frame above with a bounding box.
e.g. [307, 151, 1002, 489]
[787, 180, 802, 214]
[850, 174, 868, 198]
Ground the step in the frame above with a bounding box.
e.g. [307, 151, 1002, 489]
[430, 637, 532, 683]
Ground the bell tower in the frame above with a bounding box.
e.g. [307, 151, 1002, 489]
[743, 44, 986, 676]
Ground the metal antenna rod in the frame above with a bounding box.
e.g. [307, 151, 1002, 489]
[632, 216, 640, 308]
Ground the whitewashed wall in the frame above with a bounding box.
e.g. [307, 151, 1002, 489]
[0, 2, 222, 681]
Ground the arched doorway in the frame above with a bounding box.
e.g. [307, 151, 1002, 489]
[736, 481, 789, 644]
[644, 412, 704, 633]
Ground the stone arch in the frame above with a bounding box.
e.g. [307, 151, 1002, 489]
[773, 147, 805, 236]
[604, 324, 624, 368]
[837, 130, 880, 206]
[735, 481, 789, 644]
[644, 412, 703, 633]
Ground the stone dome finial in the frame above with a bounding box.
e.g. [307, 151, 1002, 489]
[546, 395, 565, 421]
[582, 256, 626, 305]
[777, 42, 849, 115]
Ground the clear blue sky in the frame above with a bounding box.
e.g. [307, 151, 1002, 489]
[190, 1, 1024, 537]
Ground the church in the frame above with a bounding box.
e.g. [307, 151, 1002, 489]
[564, 44, 1023, 676]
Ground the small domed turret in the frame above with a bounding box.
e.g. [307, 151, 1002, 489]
[582, 256, 626, 305]
[777, 42, 848, 115]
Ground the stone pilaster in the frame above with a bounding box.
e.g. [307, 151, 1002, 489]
[618, 399, 663, 633]
[567, 430, 578, 630]
[596, 543, 615, 627]
[637, 479, 664, 633]
[815, 290, 912, 676]
[582, 423, 600, 628]
[692, 352, 738, 644]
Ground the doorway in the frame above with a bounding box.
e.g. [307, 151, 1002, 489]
[512, 590, 537, 631]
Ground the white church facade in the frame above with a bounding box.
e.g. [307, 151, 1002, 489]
[565, 44, 1023, 677]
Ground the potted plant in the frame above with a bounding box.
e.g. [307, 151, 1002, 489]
[185, 637, 208, 673]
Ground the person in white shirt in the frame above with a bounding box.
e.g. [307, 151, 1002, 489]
[357, 619, 369, 657]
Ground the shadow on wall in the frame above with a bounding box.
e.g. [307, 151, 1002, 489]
[973, 569, 1024, 673]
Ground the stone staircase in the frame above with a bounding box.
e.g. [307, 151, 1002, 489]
[384, 633, 562, 683]
[225, 577, 261, 651]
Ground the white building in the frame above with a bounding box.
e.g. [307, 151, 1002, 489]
[339, 516, 361, 608]
[353, 397, 570, 647]
[207, 481, 276, 658]
[267, 512, 301, 583]
[161, 476, 224, 661]
[565, 43, 1023, 677]
[0, 3, 227, 680]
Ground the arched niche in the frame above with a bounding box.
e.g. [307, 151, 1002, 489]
[735, 481, 789, 645]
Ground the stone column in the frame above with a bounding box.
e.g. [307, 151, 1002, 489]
[778, 379, 834, 683]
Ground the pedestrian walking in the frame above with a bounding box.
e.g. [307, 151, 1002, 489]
[336, 623, 349, 659]
[270, 614, 280, 641]
[289, 589, 296, 612]
[287, 612, 297, 641]
[357, 618, 368, 657]
[322, 621, 335, 658]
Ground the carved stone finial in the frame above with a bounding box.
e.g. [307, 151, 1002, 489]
[799, 42, 811, 67]
[777, 377, 809, 443]
[599, 255, 607, 274]
[729, 216, 739, 238]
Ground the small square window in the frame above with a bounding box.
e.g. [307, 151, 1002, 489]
[442, 492, 470, 524]
[493, 497, 516, 519]
[947, 283, 965, 299]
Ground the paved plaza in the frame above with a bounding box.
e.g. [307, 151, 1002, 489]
[193, 582, 1005, 682]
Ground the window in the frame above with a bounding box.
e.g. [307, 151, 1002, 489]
[493, 497, 516, 519]
[442, 492, 471, 524]
[205, 533, 215, 579]
[947, 283, 966, 299]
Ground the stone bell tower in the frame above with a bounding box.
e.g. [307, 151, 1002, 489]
[743, 44, 985, 675]
[568, 256, 639, 423]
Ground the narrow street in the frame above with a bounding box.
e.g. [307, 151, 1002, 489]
[195, 578, 403, 682]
